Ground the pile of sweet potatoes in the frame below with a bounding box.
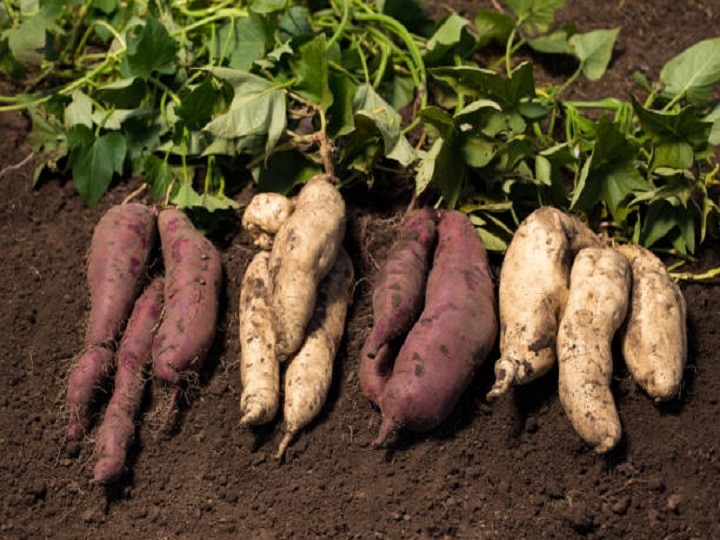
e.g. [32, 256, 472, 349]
[65, 202, 222, 483]
[486, 207, 688, 454]
[237, 175, 355, 460]
[360, 208, 499, 446]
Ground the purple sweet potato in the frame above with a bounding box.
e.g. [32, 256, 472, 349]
[93, 277, 164, 484]
[152, 208, 222, 383]
[374, 210, 498, 446]
[364, 208, 438, 358]
[84, 203, 156, 347]
[358, 339, 396, 409]
[66, 203, 156, 440]
[66, 346, 114, 440]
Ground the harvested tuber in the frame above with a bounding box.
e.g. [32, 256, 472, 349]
[276, 248, 354, 460]
[239, 251, 280, 426]
[488, 207, 598, 401]
[93, 277, 164, 484]
[242, 192, 295, 251]
[557, 247, 630, 454]
[152, 207, 222, 383]
[364, 208, 438, 359]
[374, 210, 497, 446]
[617, 245, 687, 402]
[268, 175, 346, 360]
[66, 202, 156, 440]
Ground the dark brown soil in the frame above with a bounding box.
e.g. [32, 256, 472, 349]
[1, 1, 719, 538]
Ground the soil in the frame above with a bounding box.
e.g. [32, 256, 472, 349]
[1, 1, 719, 538]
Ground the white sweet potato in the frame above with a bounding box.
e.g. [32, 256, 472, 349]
[242, 192, 295, 251]
[276, 248, 354, 460]
[557, 247, 631, 454]
[616, 245, 687, 402]
[488, 207, 598, 400]
[268, 175, 346, 360]
[239, 251, 280, 426]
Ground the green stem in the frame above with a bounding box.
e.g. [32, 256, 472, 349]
[171, 8, 248, 38]
[327, 0, 350, 51]
[670, 266, 720, 282]
[353, 11, 427, 108]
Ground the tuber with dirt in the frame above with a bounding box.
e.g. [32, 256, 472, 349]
[557, 247, 631, 454]
[66, 202, 156, 440]
[373, 210, 498, 446]
[93, 277, 164, 484]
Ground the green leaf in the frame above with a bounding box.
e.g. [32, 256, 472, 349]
[64, 90, 93, 129]
[474, 9, 515, 49]
[95, 77, 147, 109]
[430, 61, 535, 111]
[70, 132, 127, 206]
[641, 200, 695, 253]
[93, 0, 118, 15]
[415, 138, 442, 196]
[631, 96, 711, 148]
[420, 106, 455, 139]
[3, 8, 54, 66]
[462, 136, 496, 168]
[176, 78, 217, 130]
[653, 142, 693, 170]
[505, 0, 566, 35]
[250, 0, 286, 15]
[704, 102, 720, 146]
[123, 15, 179, 79]
[432, 135, 465, 208]
[571, 117, 651, 215]
[292, 34, 332, 109]
[203, 67, 287, 154]
[278, 6, 313, 39]
[327, 71, 357, 138]
[144, 154, 174, 201]
[215, 14, 272, 71]
[353, 84, 415, 166]
[253, 150, 319, 193]
[660, 37, 720, 106]
[424, 13, 475, 63]
[172, 183, 204, 209]
[568, 28, 619, 81]
[527, 30, 570, 54]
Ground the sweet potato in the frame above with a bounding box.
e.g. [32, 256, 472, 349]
[487, 207, 598, 401]
[84, 203, 157, 347]
[268, 175, 346, 360]
[557, 247, 631, 454]
[242, 192, 295, 251]
[374, 210, 498, 446]
[364, 208, 438, 358]
[616, 245, 687, 402]
[152, 208, 222, 383]
[66, 202, 156, 440]
[276, 248, 354, 460]
[66, 346, 114, 440]
[93, 277, 164, 484]
[239, 251, 280, 426]
[358, 340, 396, 409]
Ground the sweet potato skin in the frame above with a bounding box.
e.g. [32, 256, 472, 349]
[358, 339, 396, 409]
[364, 208, 438, 358]
[268, 175, 346, 360]
[557, 247, 630, 454]
[276, 248, 354, 459]
[239, 251, 280, 426]
[93, 277, 164, 484]
[66, 346, 114, 440]
[374, 210, 497, 444]
[152, 208, 223, 383]
[617, 245, 687, 402]
[85, 203, 156, 347]
[66, 203, 156, 440]
[488, 207, 598, 400]
[242, 193, 295, 250]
